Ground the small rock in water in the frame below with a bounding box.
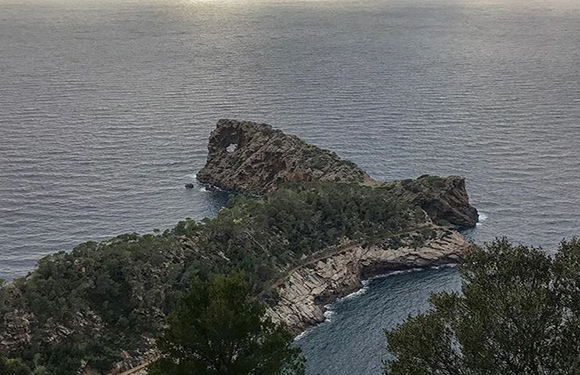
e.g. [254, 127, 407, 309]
[185, 183, 194, 189]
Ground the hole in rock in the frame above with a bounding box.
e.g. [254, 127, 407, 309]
[226, 143, 238, 153]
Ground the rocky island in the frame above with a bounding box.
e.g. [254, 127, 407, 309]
[0, 120, 478, 375]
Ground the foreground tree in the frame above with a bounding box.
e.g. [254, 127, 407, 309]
[385, 238, 580, 375]
[148, 272, 305, 375]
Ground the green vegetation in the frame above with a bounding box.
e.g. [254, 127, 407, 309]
[0, 182, 420, 375]
[148, 273, 305, 375]
[384, 238, 580, 375]
[6, 178, 577, 375]
[0, 357, 32, 375]
[0, 356, 50, 375]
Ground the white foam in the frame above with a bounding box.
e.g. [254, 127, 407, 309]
[294, 327, 314, 341]
[370, 263, 459, 281]
[294, 310, 335, 341]
[323, 310, 336, 321]
[200, 183, 224, 192]
[371, 267, 422, 279]
[338, 285, 369, 302]
[477, 212, 488, 226]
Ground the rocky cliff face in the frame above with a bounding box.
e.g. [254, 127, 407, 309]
[197, 119, 374, 194]
[381, 175, 479, 228]
[268, 228, 470, 333]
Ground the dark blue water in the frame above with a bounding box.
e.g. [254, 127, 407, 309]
[1, 0, 579, 373]
[297, 266, 462, 375]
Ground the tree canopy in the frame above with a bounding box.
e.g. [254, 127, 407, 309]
[0, 357, 33, 375]
[384, 238, 580, 375]
[1, 182, 422, 375]
[148, 272, 305, 375]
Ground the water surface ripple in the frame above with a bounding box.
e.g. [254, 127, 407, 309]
[1, 0, 579, 373]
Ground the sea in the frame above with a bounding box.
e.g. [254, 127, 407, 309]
[1, 0, 579, 373]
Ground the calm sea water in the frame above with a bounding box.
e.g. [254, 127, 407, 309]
[1, 0, 579, 373]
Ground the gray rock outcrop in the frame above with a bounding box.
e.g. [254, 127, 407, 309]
[268, 228, 470, 332]
[381, 175, 479, 228]
[197, 119, 374, 194]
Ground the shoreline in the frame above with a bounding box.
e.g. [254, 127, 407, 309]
[293, 263, 460, 341]
[268, 228, 471, 334]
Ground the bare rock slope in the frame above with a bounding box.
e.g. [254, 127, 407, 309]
[197, 119, 374, 194]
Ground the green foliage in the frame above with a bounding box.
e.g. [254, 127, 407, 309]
[209, 182, 416, 256]
[0, 182, 420, 375]
[147, 273, 305, 375]
[0, 234, 193, 375]
[194, 182, 419, 291]
[385, 238, 580, 375]
[0, 357, 33, 375]
[169, 217, 200, 237]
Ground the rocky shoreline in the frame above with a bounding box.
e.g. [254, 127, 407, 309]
[267, 228, 470, 333]
[111, 228, 471, 375]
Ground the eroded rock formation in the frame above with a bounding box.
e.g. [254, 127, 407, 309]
[197, 119, 374, 194]
[0, 120, 479, 375]
[196, 119, 479, 332]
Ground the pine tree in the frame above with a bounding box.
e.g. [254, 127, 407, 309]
[148, 272, 305, 375]
[385, 238, 580, 375]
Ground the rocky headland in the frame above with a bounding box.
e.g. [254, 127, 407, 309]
[0, 120, 478, 375]
[268, 228, 469, 332]
[198, 119, 477, 228]
[197, 119, 477, 332]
